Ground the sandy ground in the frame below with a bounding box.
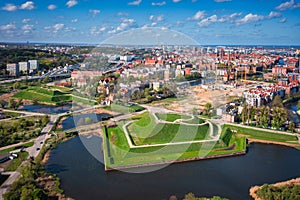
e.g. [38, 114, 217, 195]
[153, 85, 245, 113]
[0, 92, 15, 102]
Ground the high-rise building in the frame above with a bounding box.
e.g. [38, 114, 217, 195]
[19, 62, 29, 73]
[28, 60, 39, 71]
[6, 63, 19, 77]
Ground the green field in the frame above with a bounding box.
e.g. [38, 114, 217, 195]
[13, 87, 72, 104]
[128, 112, 210, 145]
[0, 141, 34, 153]
[223, 124, 298, 144]
[103, 112, 247, 169]
[104, 103, 145, 114]
[155, 113, 192, 122]
[6, 152, 29, 171]
[104, 124, 246, 169]
[13, 86, 97, 106]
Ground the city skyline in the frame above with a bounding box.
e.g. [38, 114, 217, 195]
[0, 0, 300, 45]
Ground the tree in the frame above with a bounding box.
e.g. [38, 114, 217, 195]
[241, 102, 248, 124]
[257, 106, 270, 127]
[272, 107, 287, 129]
[271, 95, 283, 108]
[8, 98, 17, 109]
[288, 121, 295, 132]
[204, 102, 212, 116]
[43, 75, 50, 84]
[85, 117, 92, 125]
[13, 82, 20, 90]
[0, 99, 5, 108]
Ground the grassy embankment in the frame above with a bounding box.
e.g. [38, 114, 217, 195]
[0, 141, 34, 153]
[223, 124, 299, 146]
[13, 86, 97, 106]
[103, 112, 246, 169]
[128, 112, 210, 145]
[103, 103, 145, 114]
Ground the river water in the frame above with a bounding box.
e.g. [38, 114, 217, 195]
[45, 136, 300, 200]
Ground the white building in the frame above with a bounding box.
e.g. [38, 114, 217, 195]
[6, 63, 19, 76]
[28, 60, 39, 71]
[19, 62, 29, 73]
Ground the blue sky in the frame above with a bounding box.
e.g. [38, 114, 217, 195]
[0, 0, 300, 45]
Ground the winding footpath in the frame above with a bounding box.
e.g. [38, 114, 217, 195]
[119, 106, 222, 149]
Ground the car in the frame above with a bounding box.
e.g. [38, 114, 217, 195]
[36, 147, 40, 151]
[40, 141, 43, 144]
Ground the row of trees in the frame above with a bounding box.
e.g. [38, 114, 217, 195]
[240, 95, 294, 131]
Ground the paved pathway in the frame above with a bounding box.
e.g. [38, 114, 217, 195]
[120, 109, 221, 149]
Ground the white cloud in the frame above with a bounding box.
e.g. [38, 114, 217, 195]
[90, 26, 107, 35]
[108, 18, 137, 34]
[89, 9, 101, 17]
[22, 18, 31, 23]
[151, 1, 166, 6]
[196, 12, 241, 27]
[147, 14, 164, 27]
[128, 0, 142, 6]
[268, 11, 281, 18]
[0, 23, 16, 31]
[22, 24, 34, 34]
[53, 24, 65, 32]
[48, 4, 57, 10]
[45, 23, 65, 33]
[71, 19, 78, 23]
[279, 18, 287, 23]
[1, 4, 18, 11]
[66, 0, 78, 8]
[275, 0, 300, 11]
[20, 1, 35, 10]
[236, 13, 265, 25]
[198, 15, 218, 27]
[172, 0, 182, 2]
[218, 12, 242, 22]
[64, 27, 76, 32]
[236, 12, 281, 25]
[117, 12, 129, 16]
[214, 0, 232, 2]
[190, 11, 206, 20]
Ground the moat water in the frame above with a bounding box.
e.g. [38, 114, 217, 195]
[46, 136, 300, 200]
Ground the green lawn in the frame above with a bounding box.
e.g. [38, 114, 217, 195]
[155, 113, 191, 122]
[102, 113, 249, 169]
[183, 116, 205, 124]
[13, 86, 72, 104]
[0, 141, 34, 153]
[6, 152, 29, 171]
[104, 124, 246, 169]
[128, 112, 210, 145]
[105, 104, 145, 114]
[224, 124, 298, 144]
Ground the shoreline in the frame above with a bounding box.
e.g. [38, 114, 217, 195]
[247, 138, 300, 148]
[104, 151, 246, 171]
[249, 177, 300, 200]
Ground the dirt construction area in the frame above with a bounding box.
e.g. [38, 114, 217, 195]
[153, 84, 245, 113]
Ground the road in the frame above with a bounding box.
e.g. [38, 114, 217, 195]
[0, 114, 59, 199]
[1, 109, 46, 116]
[0, 172, 20, 198]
